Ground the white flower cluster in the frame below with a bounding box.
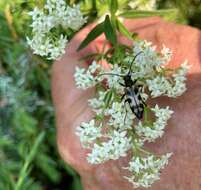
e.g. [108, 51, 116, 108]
[88, 90, 108, 114]
[27, 0, 86, 60]
[27, 34, 67, 60]
[125, 153, 172, 188]
[74, 40, 189, 188]
[130, 41, 171, 77]
[146, 62, 190, 97]
[104, 64, 125, 92]
[74, 61, 103, 89]
[87, 131, 132, 164]
[76, 119, 102, 148]
[44, 0, 86, 30]
[136, 105, 173, 142]
[74, 62, 126, 91]
[105, 102, 135, 131]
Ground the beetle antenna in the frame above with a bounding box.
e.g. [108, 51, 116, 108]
[128, 51, 143, 74]
[97, 51, 143, 78]
[97, 73, 124, 77]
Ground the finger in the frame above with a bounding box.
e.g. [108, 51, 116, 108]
[51, 21, 110, 125]
[51, 26, 98, 173]
[51, 24, 98, 120]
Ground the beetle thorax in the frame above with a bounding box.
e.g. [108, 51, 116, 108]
[123, 75, 133, 87]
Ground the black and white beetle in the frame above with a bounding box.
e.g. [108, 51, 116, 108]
[99, 52, 146, 120]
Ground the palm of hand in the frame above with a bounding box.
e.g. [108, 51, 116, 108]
[52, 18, 201, 190]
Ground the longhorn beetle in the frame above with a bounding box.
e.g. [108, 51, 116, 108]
[98, 52, 146, 120]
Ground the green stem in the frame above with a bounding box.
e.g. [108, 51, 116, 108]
[15, 131, 45, 190]
[136, 146, 151, 155]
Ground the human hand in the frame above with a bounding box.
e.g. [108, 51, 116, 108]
[51, 17, 201, 190]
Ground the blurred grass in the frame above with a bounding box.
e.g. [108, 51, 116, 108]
[0, 0, 82, 190]
[157, 0, 201, 27]
[0, 0, 201, 190]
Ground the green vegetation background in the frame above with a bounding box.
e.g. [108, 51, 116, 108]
[0, 0, 200, 190]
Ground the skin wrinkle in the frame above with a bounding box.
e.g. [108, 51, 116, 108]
[95, 162, 129, 190]
[51, 17, 201, 190]
[81, 175, 102, 190]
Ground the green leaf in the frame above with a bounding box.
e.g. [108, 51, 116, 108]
[77, 22, 104, 51]
[95, 114, 104, 121]
[72, 177, 83, 190]
[36, 154, 61, 182]
[79, 52, 100, 61]
[15, 132, 45, 190]
[104, 90, 113, 107]
[64, 163, 77, 177]
[116, 19, 133, 40]
[104, 15, 117, 45]
[109, 0, 118, 15]
[119, 9, 177, 19]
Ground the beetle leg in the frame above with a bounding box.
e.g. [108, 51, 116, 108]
[121, 93, 126, 101]
[124, 110, 128, 125]
[137, 84, 143, 89]
[142, 100, 147, 107]
[119, 82, 126, 87]
[123, 99, 130, 125]
[133, 80, 137, 85]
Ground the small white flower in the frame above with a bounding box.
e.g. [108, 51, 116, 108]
[161, 44, 172, 63]
[167, 61, 190, 97]
[45, 0, 66, 15]
[74, 67, 95, 89]
[29, 8, 55, 33]
[146, 61, 190, 98]
[124, 153, 172, 188]
[133, 41, 160, 66]
[87, 130, 131, 164]
[146, 76, 171, 97]
[62, 5, 87, 30]
[88, 61, 101, 73]
[48, 34, 67, 60]
[88, 90, 108, 114]
[76, 119, 102, 148]
[74, 61, 102, 89]
[27, 33, 68, 60]
[136, 105, 173, 142]
[105, 102, 135, 130]
[102, 64, 124, 92]
[27, 34, 52, 57]
[125, 40, 166, 78]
